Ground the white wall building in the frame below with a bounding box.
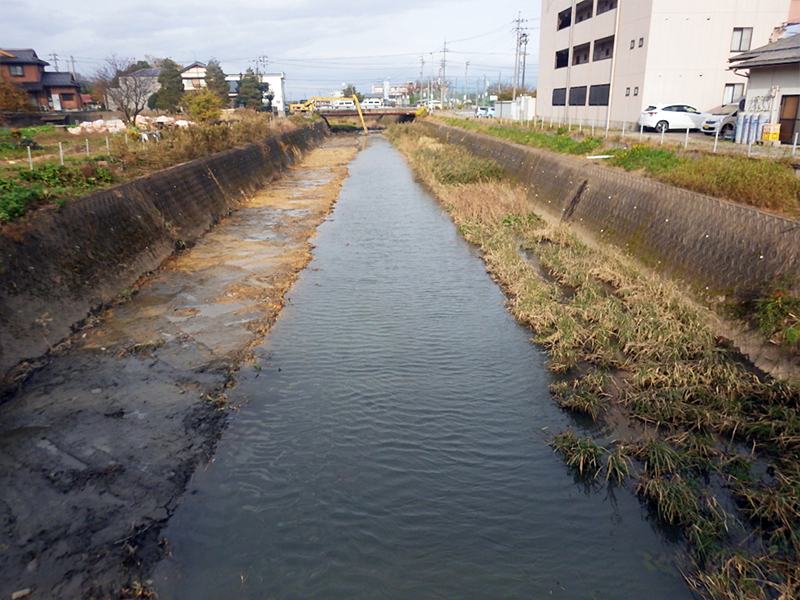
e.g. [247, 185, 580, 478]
[226, 72, 286, 114]
[537, 0, 796, 128]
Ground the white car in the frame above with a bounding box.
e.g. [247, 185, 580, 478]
[475, 106, 495, 118]
[637, 104, 709, 133]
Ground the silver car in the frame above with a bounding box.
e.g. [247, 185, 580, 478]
[701, 103, 740, 138]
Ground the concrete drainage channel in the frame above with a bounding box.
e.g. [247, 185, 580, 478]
[0, 131, 359, 599]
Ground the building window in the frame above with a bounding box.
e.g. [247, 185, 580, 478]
[593, 36, 615, 61]
[596, 0, 618, 15]
[569, 86, 587, 106]
[639, 37, 644, 47]
[575, 0, 593, 23]
[555, 49, 569, 69]
[731, 27, 753, 52]
[589, 84, 611, 106]
[634, 87, 639, 96]
[61, 93, 75, 101]
[625, 87, 631, 96]
[9, 65, 24, 76]
[557, 7, 572, 30]
[630, 40, 635, 49]
[573, 43, 590, 65]
[723, 83, 744, 105]
[553, 88, 567, 106]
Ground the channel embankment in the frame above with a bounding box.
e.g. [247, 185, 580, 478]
[0, 121, 328, 392]
[420, 120, 800, 379]
[421, 120, 799, 299]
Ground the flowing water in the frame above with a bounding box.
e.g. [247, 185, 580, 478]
[153, 135, 693, 599]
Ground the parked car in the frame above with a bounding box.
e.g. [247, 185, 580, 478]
[701, 102, 741, 138]
[637, 104, 709, 133]
[475, 106, 495, 118]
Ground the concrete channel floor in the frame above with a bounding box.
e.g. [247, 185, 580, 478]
[0, 135, 359, 600]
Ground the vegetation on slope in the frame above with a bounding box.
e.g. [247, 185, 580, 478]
[437, 117, 800, 218]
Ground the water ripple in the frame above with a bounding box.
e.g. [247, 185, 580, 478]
[154, 136, 692, 600]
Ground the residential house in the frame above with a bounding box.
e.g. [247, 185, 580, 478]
[537, 0, 795, 127]
[180, 62, 207, 92]
[729, 32, 800, 144]
[0, 48, 83, 110]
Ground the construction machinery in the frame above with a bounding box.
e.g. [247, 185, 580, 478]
[288, 96, 368, 134]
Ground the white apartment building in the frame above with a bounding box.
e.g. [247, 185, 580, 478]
[537, 0, 796, 127]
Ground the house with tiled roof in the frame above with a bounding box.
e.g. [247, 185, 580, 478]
[730, 32, 800, 144]
[0, 48, 83, 111]
[180, 62, 207, 92]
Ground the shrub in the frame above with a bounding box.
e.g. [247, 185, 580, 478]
[0, 182, 41, 223]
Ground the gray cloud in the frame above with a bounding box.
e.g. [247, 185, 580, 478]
[4, 0, 541, 97]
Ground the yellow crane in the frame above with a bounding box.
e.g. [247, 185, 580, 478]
[288, 96, 368, 134]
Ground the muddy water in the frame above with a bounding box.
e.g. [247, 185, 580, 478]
[153, 135, 692, 599]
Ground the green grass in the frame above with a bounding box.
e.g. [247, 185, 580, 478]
[434, 117, 800, 217]
[608, 145, 687, 176]
[440, 117, 604, 155]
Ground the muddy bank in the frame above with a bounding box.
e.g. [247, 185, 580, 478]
[0, 122, 328, 394]
[0, 136, 359, 599]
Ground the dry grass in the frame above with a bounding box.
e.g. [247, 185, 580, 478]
[387, 121, 800, 599]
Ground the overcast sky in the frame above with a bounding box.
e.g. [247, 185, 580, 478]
[4, 0, 541, 99]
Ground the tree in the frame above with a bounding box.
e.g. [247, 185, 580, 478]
[96, 55, 154, 127]
[156, 58, 184, 113]
[495, 83, 536, 102]
[0, 75, 32, 112]
[236, 68, 266, 110]
[184, 88, 225, 123]
[342, 84, 364, 102]
[205, 58, 229, 104]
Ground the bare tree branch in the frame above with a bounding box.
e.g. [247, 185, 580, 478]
[96, 55, 157, 127]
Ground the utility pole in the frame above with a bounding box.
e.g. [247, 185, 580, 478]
[512, 13, 521, 100]
[520, 34, 529, 90]
[463, 63, 467, 103]
[50, 52, 59, 71]
[440, 41, 448, 108]
[512, 13, 529, 100]
[70, 55, 77, 75]
[256, 55, 269, 75]
[420, 55, 425, 102]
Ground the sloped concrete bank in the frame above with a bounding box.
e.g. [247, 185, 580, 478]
[0, 121, 328, 391]
[421, 121, 800, 300]
[0, 136, 358, 600]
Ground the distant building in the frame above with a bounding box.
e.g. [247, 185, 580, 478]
[371, 81, 413, 105]
[0, 48, 83, 111]
[226, 72, 286, 114]
[109, 68, 162, 112]
[537, 0, 796, 127]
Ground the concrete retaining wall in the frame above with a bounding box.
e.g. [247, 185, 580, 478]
[421, 121, 800, 299]
[0, 122, 328, 388]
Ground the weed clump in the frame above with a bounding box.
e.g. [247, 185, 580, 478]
[412, 144, 504, 185]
